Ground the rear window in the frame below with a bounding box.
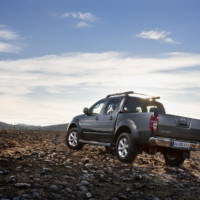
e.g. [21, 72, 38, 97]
[123, 97, 165, 114]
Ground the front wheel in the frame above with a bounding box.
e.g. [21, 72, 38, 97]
[163, 150, 187, 167]
[116, 133, 139, 163]
[66, 128, 83, 150]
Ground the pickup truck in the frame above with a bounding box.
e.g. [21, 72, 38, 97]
[66, 91, 200, 166]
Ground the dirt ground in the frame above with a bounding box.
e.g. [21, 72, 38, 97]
[0, 129, 200, 200]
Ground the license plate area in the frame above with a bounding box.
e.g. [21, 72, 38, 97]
[172, 140, 190, 149]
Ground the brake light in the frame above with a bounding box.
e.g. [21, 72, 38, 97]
[150, 115, 158, 132]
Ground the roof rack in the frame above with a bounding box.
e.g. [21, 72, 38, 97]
[106, 91, 134, 98]
[106, 91, 160, 100]
[145, 96, 160, 101]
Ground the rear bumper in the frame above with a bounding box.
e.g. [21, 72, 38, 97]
[148, 136, 200, 151]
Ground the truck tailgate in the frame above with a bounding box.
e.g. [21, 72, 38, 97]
[155, 114, 200, 142]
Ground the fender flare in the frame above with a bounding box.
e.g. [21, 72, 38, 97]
[114, 119, 140, 144]
[67, 120, 81, 133]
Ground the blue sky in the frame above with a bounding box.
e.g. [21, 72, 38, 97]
[0, 0, 200, 125]
[1, 0, 200, 58]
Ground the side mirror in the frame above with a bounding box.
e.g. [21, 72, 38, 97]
[83, 107, 90, 115]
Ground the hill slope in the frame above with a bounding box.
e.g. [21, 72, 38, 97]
[0, 121, 68, 132]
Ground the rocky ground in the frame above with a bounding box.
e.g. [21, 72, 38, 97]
[0, 130, 200, 200]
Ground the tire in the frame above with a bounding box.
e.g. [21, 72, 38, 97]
[66, 128, 83, 150]
[116, 133, 139, 163]
[163, 150, 186, 167]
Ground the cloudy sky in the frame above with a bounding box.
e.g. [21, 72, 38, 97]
[0, 0, 200, 125]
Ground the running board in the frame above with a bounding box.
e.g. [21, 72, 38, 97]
[79, 139, 112, 147]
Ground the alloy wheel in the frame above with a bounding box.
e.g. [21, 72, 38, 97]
[68, 131, 78, 147]
[118, 137, 129, 158]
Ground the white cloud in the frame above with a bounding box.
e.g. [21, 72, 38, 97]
[61, 11, 97, 28]
[62, 12, 96, 22]
[0, 25, 22, 53]
[76, 21, 90, 28]
[0, 26, 20, 40]
[0, 41, 21, 53]
[137, 30, 180, 44]
[0, 51, 199, 125]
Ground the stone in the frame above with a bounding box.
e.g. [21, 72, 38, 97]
[152, 197, 160, 200]
[0, 170, 5, 175]
[22, 194, 31, 198]
[86, 192, 92, 198]
[32, 191, 40, 199]
[49, 184, 59, 192]
[15, 183, 31, 188]
[41, 167, 52, 175]
[0, 170, 8, 175]
[8, 176, 16, 183]
[66, 187, 73, 193]
[12, 197, 20, 200]
[135, 174, 143, 180]
[112, 198, 119, 200]
[80, 180, 89, 186]
[85, 163, 93, 168]
[79, 185, 88, 192]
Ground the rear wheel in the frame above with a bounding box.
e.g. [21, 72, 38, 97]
[66, 128, 83, 150]
[116, 133, 139, 163]
[163, 150, 186, 167]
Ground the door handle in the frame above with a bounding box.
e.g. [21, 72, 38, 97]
[95, 116, 99, 120]
[178, 118, 188, 127]
[109, 116, 113, 120]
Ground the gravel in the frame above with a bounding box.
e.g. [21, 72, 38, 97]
[0, 129, 200, 200]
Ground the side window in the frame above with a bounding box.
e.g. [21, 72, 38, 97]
[105, 98, 121, 115]
[91, 101, 105, 115]
[147, 105, 158, 112]
[123, 98, 135, 112]
[136, 106, 142, 113]
[123, 97, 145, 113]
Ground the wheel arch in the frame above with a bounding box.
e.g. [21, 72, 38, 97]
[68, 123, 77, 130]
[114, 126, 131, 143]
[114, 119, 139, 144]
[67, 121, 81, 133]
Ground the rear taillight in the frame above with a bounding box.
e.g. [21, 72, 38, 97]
[150, 115, 158, 132]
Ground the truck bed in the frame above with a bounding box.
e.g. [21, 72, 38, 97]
[155, 114, 200, 142]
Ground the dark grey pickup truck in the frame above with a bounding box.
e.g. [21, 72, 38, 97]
[66, 91, 200, 166]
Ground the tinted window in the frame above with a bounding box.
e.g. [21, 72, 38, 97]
[91, 100, 106, 114]
[105, 98, 121, 115]
[123, 97, 165, 113]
